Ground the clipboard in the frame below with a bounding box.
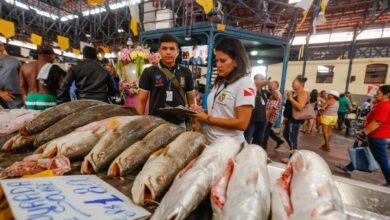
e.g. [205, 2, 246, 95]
[159, 105, 197, 117]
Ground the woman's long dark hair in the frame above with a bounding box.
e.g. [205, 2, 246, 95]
[214, 38, 251, 85]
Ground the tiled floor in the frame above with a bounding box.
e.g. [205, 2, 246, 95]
[266, 128, 389, 186]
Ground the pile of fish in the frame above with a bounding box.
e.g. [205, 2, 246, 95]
[0, 109, 40, 146]
[0, 100, 348, 219]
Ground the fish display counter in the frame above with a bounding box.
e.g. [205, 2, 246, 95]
[1, 150, 389, 220]
[0, 102, 389, 220]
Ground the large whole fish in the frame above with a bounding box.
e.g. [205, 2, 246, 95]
[2, 134, 38, 152]
[211, 145, 271, 220]
[0, 156, 71, 179]
[0, 109, 40, 135]
[151, 136, 241, 220]
[35, 116, 138, 161]
[107, 123, 184, 177]
[132, 132, 206, 205]
[272, 150, 346, 220]
[20, 100, 104, 136]
[34, 104, 137, 146]
[81, 116, 164, 174]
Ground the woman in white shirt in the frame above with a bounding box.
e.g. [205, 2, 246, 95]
[192, 38, 256, 144]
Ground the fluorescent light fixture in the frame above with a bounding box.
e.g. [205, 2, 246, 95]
[61, 14, 78, 22]
[82, 7, 106, 16]
[53, 48, 62, 55]
[63, 51, 83, 59]
[30, 6, 59, 20]
[104, 53, 117, 58]
[15, 0, 29, 10]
[8, 40, 37, 50]
[289, 0, 301, 3]
[0, 36, 6, 43]
[85, 34, 91, 38]
[118, 29, 124, 33]
[257, 59, 264, 64]
[250, 51, 258, 56]
[109, 2, 127, 10]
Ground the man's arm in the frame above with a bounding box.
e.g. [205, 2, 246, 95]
[137, 90, 149, 115]
[186, 90, 195, 107]
[19, 66, 28, 96]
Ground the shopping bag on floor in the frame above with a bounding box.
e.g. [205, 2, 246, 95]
[348, 140, 379, 172]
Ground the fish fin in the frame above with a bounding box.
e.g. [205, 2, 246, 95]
[152, 147, 165, 157]
[111, 162, 121, 177]
[162, 146, 170, 156]
[178, 157, 198, 178]
[47, 146, 58, 158]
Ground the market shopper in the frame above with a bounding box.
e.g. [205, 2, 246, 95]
[316, 90, 327, 132]
[337, 92, 352, 130]
[192, 38, 255, 144]
[57, 46, 118, 104]
[337, 85, 390, 187]
[0, 42, 23, 109]
[262, 80, 284, 149]
[244, 74, 268, 145]
[319, 90, 339, 152]
[137, 33, 195, 128]
[281, 75, 309, 163]
[20, 45, 66, 110]
[301, 89, 318, 134]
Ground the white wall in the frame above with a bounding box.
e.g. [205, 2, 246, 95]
[268, 58, 390, 96]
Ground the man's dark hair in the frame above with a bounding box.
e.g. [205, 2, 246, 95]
[214, 38, 250, 85]
[295, 75, 308, 85]
[159, 33, 179, 48]
[83, 46, 97, 60]
[37, 45, 54, 55]
[379, 85, 390, 96]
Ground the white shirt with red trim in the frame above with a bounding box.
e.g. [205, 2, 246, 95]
[205, 76, 256, 143]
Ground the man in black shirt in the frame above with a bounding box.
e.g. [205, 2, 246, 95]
[57, 46, 118, 103]
[137, 34, 195, 127]
[244, 74, 269, 146]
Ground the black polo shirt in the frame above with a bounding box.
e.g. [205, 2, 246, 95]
[139, 61, 194, 124]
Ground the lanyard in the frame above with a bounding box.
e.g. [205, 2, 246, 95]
[158, 63, 178, 91]
[212, 83, 227, 109]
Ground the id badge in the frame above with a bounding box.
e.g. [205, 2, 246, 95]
[166, 91, 173, 102]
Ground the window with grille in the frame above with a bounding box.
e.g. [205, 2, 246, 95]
[316, 65, 334, 83]
[365, 64, 388, 84]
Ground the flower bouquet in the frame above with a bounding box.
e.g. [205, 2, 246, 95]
[116, 46, 160, 108]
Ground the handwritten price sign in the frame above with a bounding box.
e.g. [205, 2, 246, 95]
[0, 175, 150, 220]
